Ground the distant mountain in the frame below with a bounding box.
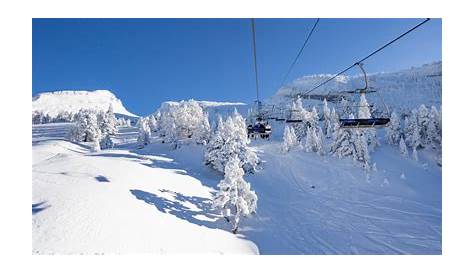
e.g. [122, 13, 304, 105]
[271, 62, 442, 113]
[32, 90, 138, 118]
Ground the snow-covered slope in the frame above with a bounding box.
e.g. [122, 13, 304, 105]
[33, 123, 441, 254]
[32, 123, 257, 254]
[32, 90, 138, 118]
[272, 62, 441, 113]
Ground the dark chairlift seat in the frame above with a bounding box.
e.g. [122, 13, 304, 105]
[339, 118, 390, 128]
[286, 119, 303, 123]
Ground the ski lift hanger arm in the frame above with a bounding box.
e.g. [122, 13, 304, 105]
[301, 18, 431, 96]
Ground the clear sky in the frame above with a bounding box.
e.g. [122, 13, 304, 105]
[33, 18, 441, 115]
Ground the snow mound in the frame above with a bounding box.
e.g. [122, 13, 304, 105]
[272, 62, 441, 113]
[32, 90, 138, 118]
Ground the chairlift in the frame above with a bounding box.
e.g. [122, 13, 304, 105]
[338, 63, 390, 129]
[246, 19, 272, 139]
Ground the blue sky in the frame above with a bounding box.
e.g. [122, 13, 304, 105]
[33, 18, 441, 115]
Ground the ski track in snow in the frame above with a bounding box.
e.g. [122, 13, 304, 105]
[32, 123, 441, 254]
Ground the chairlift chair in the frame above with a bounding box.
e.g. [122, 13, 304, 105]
[338, 63, 390, 129]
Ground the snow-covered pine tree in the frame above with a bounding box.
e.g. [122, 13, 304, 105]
[340, 97, 352, 118]
[126, 119, 132, 127]
[358, 93, 378, 150]
[212, 155, 257, 234]
[328, 107, 339, 138]
[149, 115, 159, 133]
[158, 99, 210, 145]
[330, 114, 355, 158]
[193, 111, 211, 145]
[304, 126, 324, 155]
[281, 125, 299, 153]
[417, 104, 430, 147]
[100, 134, 114, 149]
[288, 97, 310, 141]
[404, 109, 421, 149]
[386, 111, 402, 145]
[117, 117, 126, 127]
[309, 106, 320, 128]
[137, 117, 151, 148]
[91, 138, 101, 152]
[427, 105, 441, 149]
[399, 136, 408, 157]
[99, 104, 118, 136]
[68, 109, 102, 143]
[353, 129, 370, 170]
[204, 112, 259, 173]
[32, 111, 44, 124]
[412, 146, 418, 161]
[322, 98, 331, 136]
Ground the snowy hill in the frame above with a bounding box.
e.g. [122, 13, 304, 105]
[32, 90, 138, 118]
[272, 62, 441, 113]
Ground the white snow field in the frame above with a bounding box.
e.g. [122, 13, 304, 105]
[32, 122, 441, 254]
[32, 123, 258, 254]
[32, 90, 138, 118]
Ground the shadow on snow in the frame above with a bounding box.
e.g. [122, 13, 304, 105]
[130, 189, 224, 229]
[32, 201, 50, 215]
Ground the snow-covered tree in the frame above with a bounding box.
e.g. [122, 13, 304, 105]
[117, 117, 126, 127]
[412, 147, 418, 161]
[126, 119, 132, 127]
[328, 107, 339, 138]
[205, 112, 259, 173]
[159, 100, 210, 145]
[308, 106, 320, 128]
[358, 93, 378, 150]
[386, 111, 402, 145]
[404, 110, 421, 149]
[32, 111, 44, 124]
[358, 93, 371, 119]
[137, 117, 151, 148]
[100, 134, 114, 149]
[99, 104, 118, 136]
[149, 115, 159, 133]
[304, 126, 324, 155]
[399, 136, 408, 157]
[91, 138, 101, 152]
[330, 114, 371, 169]
[212, 155, 257, 234]
[330, 123, 355, 158]
[281, 125, 300, 153]
[68, 109, 102, 143]
[322, 98, 331, 136]
[193, 111, 211, 145]
[353, 130, 370, 170]
[417, 104, 430, 147]
[287, 97, 312, 141]
[427, 105, 441, 149]
[340, 97, 352, 118]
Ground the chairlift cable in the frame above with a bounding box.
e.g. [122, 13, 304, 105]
[251, 18, 260, 103]
[279, 18, 321, 88]
[302, 18, 431, 96]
